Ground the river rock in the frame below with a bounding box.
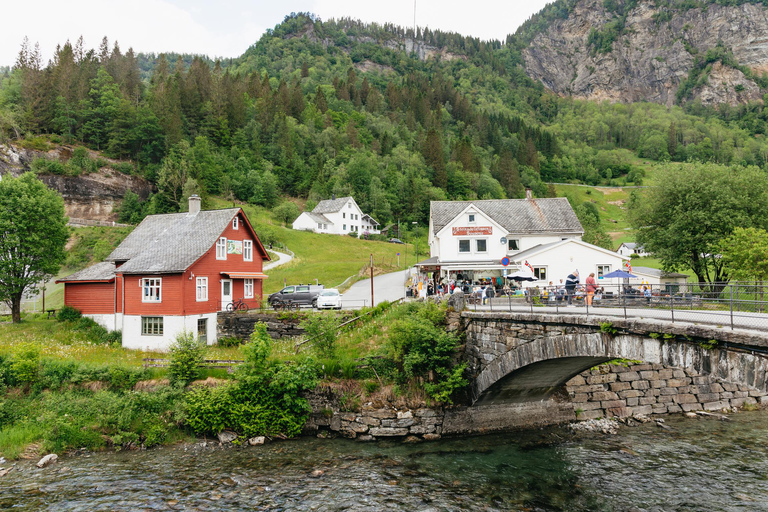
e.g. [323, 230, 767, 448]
[36, 454, 58, 468]
[248, 436, 266, 446]
[217, 431, 238, 444]
[309, 469, 324, 478]
[0, 468, 10, 477]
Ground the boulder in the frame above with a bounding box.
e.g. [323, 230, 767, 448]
[36, 454, 58, 468]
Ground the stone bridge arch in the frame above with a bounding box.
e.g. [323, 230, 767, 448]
[462, 312, 768, 411]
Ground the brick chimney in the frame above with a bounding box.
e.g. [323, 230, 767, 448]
[189, 194, 201, 215]
[525, 188, 533, 200]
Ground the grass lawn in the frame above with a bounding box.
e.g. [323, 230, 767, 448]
[213, 199, 427, 294]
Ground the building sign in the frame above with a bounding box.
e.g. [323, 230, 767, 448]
[227, 240, 243, 254]
[452, 226, 493, 236]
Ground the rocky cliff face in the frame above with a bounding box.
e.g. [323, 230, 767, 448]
[0, 144, 153, 222]
[523, 0, 768, 106]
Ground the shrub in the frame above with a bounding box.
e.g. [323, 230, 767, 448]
[218, 336, 243, 348]
[168, 331, 206, 386]
[184, 322, 319, 438]
[300, 314, 340, 358]
[57, 305, 82, 322]
[386, 303, 467, 404]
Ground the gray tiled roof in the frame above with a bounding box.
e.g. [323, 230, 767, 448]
[430, 198, 583, 236]
[305, 212, 332, 225]
[57, 261, 116, 282]
[313, 196, 354, 214]
[107, 208, 239, 274]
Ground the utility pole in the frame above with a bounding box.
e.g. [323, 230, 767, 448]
[370, 253, 374, 307]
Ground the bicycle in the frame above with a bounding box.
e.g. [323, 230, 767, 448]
[271, 299, 299, 312]
[226, 298, 249, 313]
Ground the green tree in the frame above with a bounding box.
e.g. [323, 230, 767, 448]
[0, 173, 69, 323]
[273, 201, 300, 226]
[628, 164, 768, 294]
[720, 227, 768, 310]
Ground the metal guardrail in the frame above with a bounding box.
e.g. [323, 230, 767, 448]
[461, 282, 768, 332]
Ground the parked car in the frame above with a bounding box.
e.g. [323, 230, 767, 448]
[268, 284, 324, 308]
[315, 288, 342, 310]
[388, 238, 404, 244]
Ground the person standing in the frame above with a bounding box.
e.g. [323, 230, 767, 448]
[565, 270, 579, 305]
[585, 272, 597, 306]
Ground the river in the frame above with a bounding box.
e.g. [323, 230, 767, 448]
[3, 411, 768, 511]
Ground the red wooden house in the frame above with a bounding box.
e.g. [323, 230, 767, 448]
[57, 195, 269, 350]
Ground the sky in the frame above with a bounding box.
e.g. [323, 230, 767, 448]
[0, 0, 553, 67]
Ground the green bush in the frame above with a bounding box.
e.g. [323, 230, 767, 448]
[57, 305, 82, 322]
[184, 322, 319, 438]
[300, 313, 339, 358]
[386, 303, 467, 404]
[168, 331, 206, 386]
[217, 336, 243, 348]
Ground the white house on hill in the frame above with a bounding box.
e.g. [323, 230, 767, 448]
[292, 196, 380, 237]
[617, 242, 650, 257]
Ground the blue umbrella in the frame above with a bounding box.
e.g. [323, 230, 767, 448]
[601, 269, 637, 279]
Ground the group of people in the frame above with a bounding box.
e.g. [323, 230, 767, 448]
[538, 270, 603, 306]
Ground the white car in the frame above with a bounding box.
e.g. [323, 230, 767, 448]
[315, 288, 342, 310]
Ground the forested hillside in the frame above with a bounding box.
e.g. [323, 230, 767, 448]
[1, 11, 767, 237]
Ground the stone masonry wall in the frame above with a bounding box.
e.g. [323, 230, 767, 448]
[567, 363, 768, 420]
[304, 391, 444, 441]
[217, 312, 306, 340]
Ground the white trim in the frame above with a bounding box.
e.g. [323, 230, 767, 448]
[141, 277, 162, 303]
[196, 277, 208, 301]
[216, 237, 227, 260]
[232, 217, 239, 230]
[244, 278, 254, 298]
[243, 240, 253, 262]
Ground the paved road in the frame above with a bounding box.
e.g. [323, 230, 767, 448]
[264, 250, 293, 271]
[466, 300, 768, 333]
[341, 270, 408, 309]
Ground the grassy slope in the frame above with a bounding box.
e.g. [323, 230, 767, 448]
[214, 199, 427, 294]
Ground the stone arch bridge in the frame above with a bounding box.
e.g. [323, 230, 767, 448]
[441, 311, 768, 434]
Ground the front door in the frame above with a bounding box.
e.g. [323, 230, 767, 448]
[221, 279, 232, 311]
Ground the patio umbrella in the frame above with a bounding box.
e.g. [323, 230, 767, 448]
[601, 270, 638, 279]
[506, 269, 537, 282]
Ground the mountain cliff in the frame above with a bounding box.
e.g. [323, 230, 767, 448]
[521, 0, 768, 106]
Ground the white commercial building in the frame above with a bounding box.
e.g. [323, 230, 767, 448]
[421, 193, 629, 289]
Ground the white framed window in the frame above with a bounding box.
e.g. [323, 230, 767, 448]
[343, 224, 347, 230]
[534, 266, 547, 281]
[243, 240, 253, 262]
[244, 278, 254, 298]
[141, 316, 163, 336]
[459, 239, 470, 253]
[476, 239, 487, 252]
[508, 239, 520, 251]
[197, 318, 207, 343]
[142, 278, 161, 302]
[317, 223, 322, 229]
[233, 217, 239, 230]
[597, 265, 612, 278]
[343, 212, 346, 219]
[216, 237, 227, 260]
[196, 277, 208, 301]
[468, 213, 476, 223]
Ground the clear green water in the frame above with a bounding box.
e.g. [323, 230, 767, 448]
[3, 412, 768, 511]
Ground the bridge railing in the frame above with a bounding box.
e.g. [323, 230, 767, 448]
[469, 281, 768, 332]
